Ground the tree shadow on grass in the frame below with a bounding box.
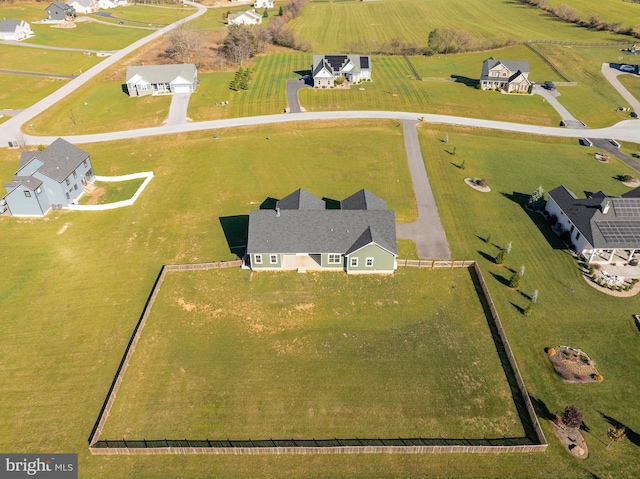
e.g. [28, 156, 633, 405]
[477, 250, 496, 264]
[510, 302, 525, 314]
[501, 191, 565, 250]
[490, 271, 511, 287]
[219, 215, 249, 258]
[451, 75, 479, 88]
[600, 412, 640, 447]
[518, 289, 532, 301]
[529, 395, 554, 421]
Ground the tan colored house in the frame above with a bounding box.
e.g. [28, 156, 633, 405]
[480, 57, 531, 93]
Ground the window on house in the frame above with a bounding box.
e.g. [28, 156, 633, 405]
[35, 187, 41, 194]
[270, 254, 278, 264]
[24, 191, 31, 197]
[83, 160, 88, 168]
[74, 184, 78, 191]
[65, 178, 70, 186]
[576, 232, 581, 241]
[254, 254, 263, 265]
[570, 224, 575, 233]
[366, 257, 374, 267]
[66, 192, 70, 200]
[328, 254, 341, 264]
[73, 171, 77, 178]
[350, 257, 358, 267]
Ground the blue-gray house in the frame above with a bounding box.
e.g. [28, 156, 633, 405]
[3, 138, 94, 217]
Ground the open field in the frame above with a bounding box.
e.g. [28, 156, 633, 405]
[533, 44, 637, 127]
[618, 73, 640, 105]
[0, 74, 69, 110]
[0, 123, 640, 477]
[298, 56, 560, 126]
[409, 45, 565, 84]
[290, 0, 635, 53]
[543, 0, 640, 32]
[0, 2, 52, 22]
[102, 267, 523, 440]
[25, 21, 148, 50]
[98, 3, 196, 25]
[0, 45, 102, 75]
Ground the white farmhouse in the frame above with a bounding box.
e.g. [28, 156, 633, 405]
[228, 9, 263, 26]
[254, 0, 274, 8]
[0, 20, 33, 41]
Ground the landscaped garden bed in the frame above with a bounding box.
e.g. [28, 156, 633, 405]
[546, 346, 602, 384]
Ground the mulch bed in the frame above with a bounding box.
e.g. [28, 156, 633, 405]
[547, 346, 602, 384]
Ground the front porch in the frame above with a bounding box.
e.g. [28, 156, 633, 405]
[281, 254, 324, 271]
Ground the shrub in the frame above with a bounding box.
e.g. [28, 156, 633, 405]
[548, 214, 558, 226]
[561, 405, 583, 428]
[531, 289, 538, 303]
[560, 230, 572, 243]
[622, 174, 634, 183]
[478, 178, 489, 187]
[523, 303, 533, 316]
[485, 233, 492, 244]
[547, 347, 556, 355]
[595, 374, 604, 382]
[495, 250, 506, 264]
[509, 272, 521, 288]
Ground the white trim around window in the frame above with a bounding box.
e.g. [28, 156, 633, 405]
[350, 257, 358, 267]
[366, 257, 374, 267]
[328, 254, 341, 264]
[270, 254, 278, 264]
[254, 254, 263, 265]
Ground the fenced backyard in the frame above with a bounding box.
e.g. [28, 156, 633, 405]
[88, 261, 546, 455]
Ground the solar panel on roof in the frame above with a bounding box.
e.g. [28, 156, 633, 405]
[612, 198, 640, 217]
[360, 56, 369, 69]
[325, 55, 347, 72]
[595, 220, 640, 243]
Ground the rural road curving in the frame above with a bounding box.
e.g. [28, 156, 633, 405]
[601, 62, 640, 113]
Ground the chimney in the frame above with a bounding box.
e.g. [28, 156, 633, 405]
[602, 200, 610, 214]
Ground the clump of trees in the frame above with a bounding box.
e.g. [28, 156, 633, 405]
[561, 405, 583, 429]
[230, 67, 252, 91]
[164, 25, 204, 64]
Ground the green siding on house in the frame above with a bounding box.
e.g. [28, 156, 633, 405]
[320, 253, 344, 269]
[347, 243, 396, 273]
[251, 253, 280, 269]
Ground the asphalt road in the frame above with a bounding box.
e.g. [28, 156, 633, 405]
[0, 69, 74, 79]
[601, 62, 640, 113]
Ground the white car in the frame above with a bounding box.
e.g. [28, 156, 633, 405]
[620, 64, 636, 73]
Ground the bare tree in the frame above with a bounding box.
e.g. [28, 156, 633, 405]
[165, 25, 203, 64]
[222, 25, 259, 67]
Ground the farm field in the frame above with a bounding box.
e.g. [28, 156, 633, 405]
[25, 21, 149, 50]
[0, 74, 69, 110]
[102, 267, 523, 441]
[98, 3, 196, 25]
[0, 44, 102, 76]
[543, 0, 640, 33]
[0, 123, 639, 477]
[618, 73, 640, 104]
[0, 1, 52, 22]
[298, 56, 560, 126]
[290, 0, 634, 53]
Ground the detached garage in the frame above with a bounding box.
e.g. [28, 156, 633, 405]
[125, 64, 198, 97]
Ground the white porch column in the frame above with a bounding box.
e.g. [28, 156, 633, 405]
[588, 249, 597, 262]
[629, 249, 635, 260]
[608, 249, 616, 263]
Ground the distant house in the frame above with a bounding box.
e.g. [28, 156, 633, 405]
[480, 57, 531, 93]
[253, 0, 274, 8]
[66, 0, 98, 14]
[227, 9, 263, 26]
[45, 2, 77, 21]
[2, 138, 94, 217]
[0, 20, 33, 41]
[125, 64, 198, 97]
[246, 188, 398, 273]
[311, 54, 372, 88]
[98, 0, 127, 8]
[546, 185, 640, 263]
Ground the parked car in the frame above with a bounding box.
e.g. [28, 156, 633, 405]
[543, 81, 556, 90]
[620, 64, 636, 73]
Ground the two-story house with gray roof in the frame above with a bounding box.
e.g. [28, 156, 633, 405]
[246, 188, 397, 273]
[45, 2, 76, 22]
[312, 54, 371, 88]
[480, 57, 531, 93]
[125, 64, 198, 97]
[0, 20, 33, 41]
[546, 185, 640, 263]
[3, 138, 94, 216]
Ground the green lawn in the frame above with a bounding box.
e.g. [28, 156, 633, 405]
[290, 0, 635, 53]
[102, 267, 523, 440]
[0, 45, 102, 76]
[102, 3, 196, 25]
[1, 123, 640, 477]
[78, 178, 146, 205]
[543, 0, 640, 33]
[618, 73, 640, 105]
[410, 45, 565, 84]
[298, 56, 560, 126]
[0, 73, 69, 110]
[533, 44, 637, 127]
[0, 2, 52, 22]
[26, 21, 148, 50]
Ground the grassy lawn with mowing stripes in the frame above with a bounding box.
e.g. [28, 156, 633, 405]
[26, 21, 149, 50]
[0, 74, 70, 110]
[0, 45, 102, 76]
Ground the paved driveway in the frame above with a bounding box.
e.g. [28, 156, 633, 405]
[601, 62, 640, 113]
[533, 85, 585, 129]
[286, 79, 311, 113]
[165, 93, 191, 125]
[395, 120, 451, 259]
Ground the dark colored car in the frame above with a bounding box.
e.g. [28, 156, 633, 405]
[543, 81, 556, 90]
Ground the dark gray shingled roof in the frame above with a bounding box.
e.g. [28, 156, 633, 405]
[480, 57, 530, 82]
[0, 20, 22, 33]
[19, 138, 89, 183]
[277, 188, 325, 210]
[12, 175, 43, 191]
[341, 189, 387, 210]
[549, 185, 640, 249]
[246, 209, 397, 255]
